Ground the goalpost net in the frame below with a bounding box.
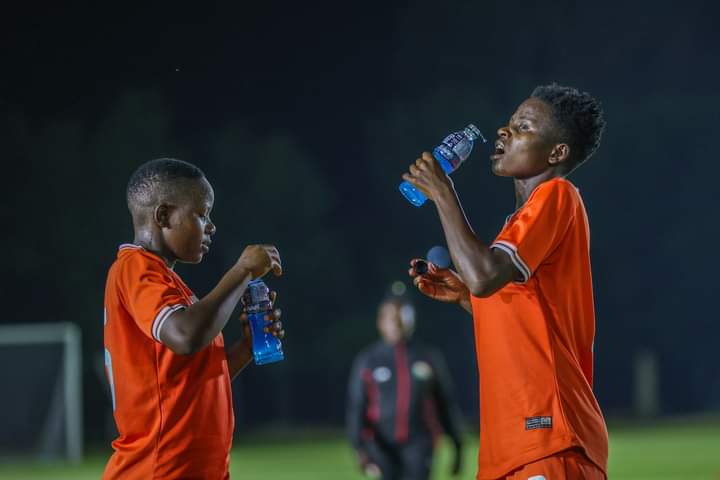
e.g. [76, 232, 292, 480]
[0, 322, 83, 462]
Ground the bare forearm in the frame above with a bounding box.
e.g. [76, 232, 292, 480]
[433, 185, 499, 295]
[226, 339, 253, 379]
[163, 265, 252, 354]
[185, 267, 251, 346]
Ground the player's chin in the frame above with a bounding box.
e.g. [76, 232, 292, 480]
[490, 157, 512, 177]
[183, 250, 205, 264]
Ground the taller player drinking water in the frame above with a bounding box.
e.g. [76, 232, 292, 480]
[404, 84, 608, 479]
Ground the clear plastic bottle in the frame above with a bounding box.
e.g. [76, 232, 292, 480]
[242, 279, 284, 365]
[399, 124, 486, 207]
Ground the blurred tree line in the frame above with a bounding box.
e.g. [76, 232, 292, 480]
[2, 0, 720, 444]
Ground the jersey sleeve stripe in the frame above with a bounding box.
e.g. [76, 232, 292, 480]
[151, 304, 186, 343]
[491, 240, 531, 283]
[118, 243, 143, 250]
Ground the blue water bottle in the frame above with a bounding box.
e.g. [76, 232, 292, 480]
[399, 124, 486, 206]
[242, 279, 284, 365]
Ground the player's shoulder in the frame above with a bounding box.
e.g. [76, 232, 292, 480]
[110, 244, 168, 280]
[533, 176, 578, 197]
[530, 177, 582, 208]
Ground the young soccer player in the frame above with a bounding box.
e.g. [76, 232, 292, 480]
[403, 84, 608, 479]
[103, 158, 284, 480]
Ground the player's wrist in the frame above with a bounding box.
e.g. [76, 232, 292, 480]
[231, 262, 255, 283]
[433, 180, 456, 204]
[460, 287, 471, 302]
[458, 291, 472, 313]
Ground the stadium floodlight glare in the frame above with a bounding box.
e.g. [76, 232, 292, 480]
[0, 322, 83, 463]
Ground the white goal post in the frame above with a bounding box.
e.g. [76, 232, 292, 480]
[0, 322, 83, 462]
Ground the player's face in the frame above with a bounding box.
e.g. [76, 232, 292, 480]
[491, 97, 559, 178]
[377, 303, 405, 345]
[164, 178, 216, 264]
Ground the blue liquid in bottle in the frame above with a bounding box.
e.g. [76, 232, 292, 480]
[400, 124, 486, 207]
[242, 279, 284, 365]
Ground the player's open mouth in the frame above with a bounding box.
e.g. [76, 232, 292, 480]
[491, 141, 505, 160]
[201, 242, 211, 253]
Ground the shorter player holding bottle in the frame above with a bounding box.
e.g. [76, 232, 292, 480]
[103, 158, 284, 480]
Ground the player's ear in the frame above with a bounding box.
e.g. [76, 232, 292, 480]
[154, 204, 173, 228]
[548, 143, 570, 166]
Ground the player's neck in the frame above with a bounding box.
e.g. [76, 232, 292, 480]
[513, 170, 563, 209]
[133, 229, 177, 269]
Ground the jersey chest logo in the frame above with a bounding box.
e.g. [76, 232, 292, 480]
[372, 366, 392, 383]
[411, 361, 433, 380]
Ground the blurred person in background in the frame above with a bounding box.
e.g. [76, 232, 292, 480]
[347, 296, 463, 480]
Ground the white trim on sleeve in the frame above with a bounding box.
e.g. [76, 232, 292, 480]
[118, 243, 144, 250]
[491, 240, 531, 284]
[152, 304, 186, 343]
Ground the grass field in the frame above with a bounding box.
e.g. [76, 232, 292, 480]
[1, 422, 718, 479]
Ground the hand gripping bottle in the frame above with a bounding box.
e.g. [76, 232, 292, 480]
[399, 124, 486, 207]
[242, 279, 284, 365]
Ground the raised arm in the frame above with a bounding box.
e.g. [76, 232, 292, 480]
[403, 153, 519, 297]
[160, 245, 282, 355]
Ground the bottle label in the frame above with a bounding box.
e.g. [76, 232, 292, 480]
[439, 132, 472, 169]
[441, 132, 465, 150]
[243, 281, 271, 314]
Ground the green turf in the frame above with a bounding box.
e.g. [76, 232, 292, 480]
[0, 422, 718, 479]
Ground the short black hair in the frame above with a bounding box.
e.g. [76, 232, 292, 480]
[126, 157, 205, 210]
[531, 83, 605, 171]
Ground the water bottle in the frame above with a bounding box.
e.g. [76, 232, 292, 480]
[242, 279, 284, 365]
[399, 124, 486, 207]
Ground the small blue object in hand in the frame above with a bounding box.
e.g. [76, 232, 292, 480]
[427, 246, 451, 269]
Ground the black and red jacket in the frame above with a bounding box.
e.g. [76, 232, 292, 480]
[346, 339, 462, 451]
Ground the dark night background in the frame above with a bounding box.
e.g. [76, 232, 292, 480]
[2, 0, 719, 446]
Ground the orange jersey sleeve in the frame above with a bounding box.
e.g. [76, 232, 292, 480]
[491, 178, 578, 283]
[115, 244, 190, 342]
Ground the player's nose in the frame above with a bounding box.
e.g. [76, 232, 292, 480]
[497, 126, 510, 139]
[206, 221, 216, 236]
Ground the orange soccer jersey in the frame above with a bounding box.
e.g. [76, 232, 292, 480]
[470, 178, 608, 479]
[103, 244, 234, 480]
